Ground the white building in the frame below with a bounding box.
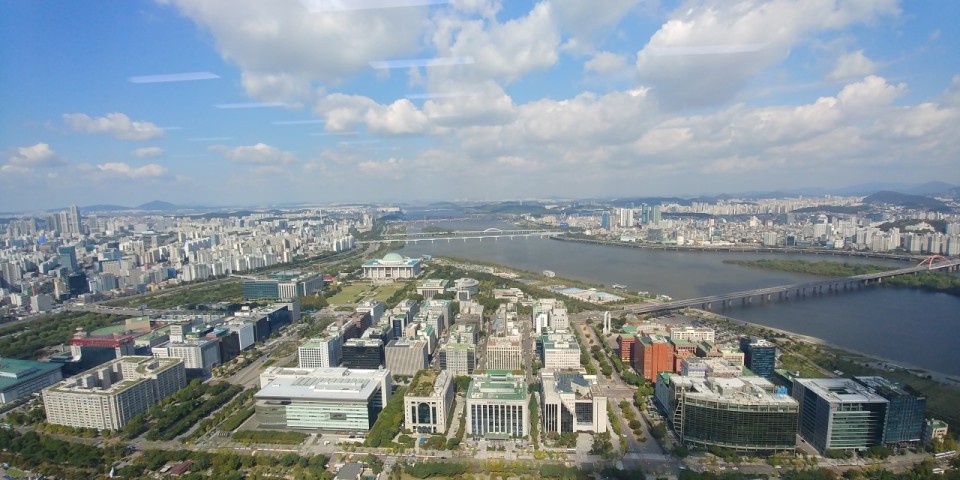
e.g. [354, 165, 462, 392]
[362, 253, 422, 280]
[668, 326, 716, 343]
[485, 336, 523, 371]
[255, 367, 391, 431]
[540, 371, 607, 434]
[466, 371, 529, 439]
[540, 330, 582, 371]
[384, 339, 428, 377]
[299, 335, 341, 369]
[42, 356, 186, 431]
[152, 338, 221, 372]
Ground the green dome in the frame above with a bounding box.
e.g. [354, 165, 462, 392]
[382, 252, 404, 262]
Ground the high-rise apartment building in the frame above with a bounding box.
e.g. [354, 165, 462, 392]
[43, 356, 186, 431]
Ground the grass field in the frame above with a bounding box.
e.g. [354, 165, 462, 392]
[326, 282, 406, 304]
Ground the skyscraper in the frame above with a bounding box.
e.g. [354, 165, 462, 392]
[69, 205, 81, 235]
[618, 208, 634, 228]
[58, 246, 78, 272]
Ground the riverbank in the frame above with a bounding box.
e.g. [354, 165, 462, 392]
[550, 235, 922, 262]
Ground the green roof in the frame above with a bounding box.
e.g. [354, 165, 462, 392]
[467, 371, 526, 401]
[622, 325, 639, 334]
[0, 358, 62, 390]
[408, 369, 440, 397]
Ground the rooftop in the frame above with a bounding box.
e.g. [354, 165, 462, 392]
[0, 358, 62, 390]
[795, 378, 889, 404]
[45, 356, 182, 396]
[667, 374, 797, 407]
[467, 371, 527, 402]
[418, 278, 449, 289]
[407, 369, 451, 398]
[256, 368, 388, 401]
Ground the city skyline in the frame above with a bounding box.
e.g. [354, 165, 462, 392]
[2, 0, 959, 211]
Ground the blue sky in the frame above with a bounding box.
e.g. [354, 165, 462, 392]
[1, 0, 958, 211]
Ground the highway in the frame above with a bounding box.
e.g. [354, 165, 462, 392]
[626, 258, 960, 315]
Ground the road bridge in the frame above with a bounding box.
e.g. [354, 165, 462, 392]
[384, 228, 557, 238]
[626, 256, 960, 315]
[358, 230, 562, 245]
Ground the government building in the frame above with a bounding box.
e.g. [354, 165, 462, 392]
[42, 356, 186, 431]
[362, 253, 422, 280]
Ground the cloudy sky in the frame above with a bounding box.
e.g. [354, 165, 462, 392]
[1, 0, 958, 211]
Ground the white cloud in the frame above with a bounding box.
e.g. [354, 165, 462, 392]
[553, 0, 640, 51]
[6, 143, 66, 168]
[635, 0, 900, 109]
[584, 51, 630, 76]
[158, 0, 426, 102]
[63, 112, 165, 140]
[133, 147, 164, 158]
[365, 99, 436, 135]
[828, 50, 878, 81]
[211, 143, 296, 165]
[431, 1, 561, 84]
[357, 157, 403, 175]
[96, 162, 168, 178]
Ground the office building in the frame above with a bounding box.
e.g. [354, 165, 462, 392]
[153, 337, 221, 373]
[741, 337, 776, 378]
[416, 279, 449, 300]
[923, 419, 949, 445]
[680, 357, 744, 378]
[539, 330, 581, 370]
[0, 358, 63, 403]
[439, 341, 476, 375]
[362, 253, 422, 280]
[656, 373, 798, 452]
[355, 300, 386, 324]
[241, 271, 323, 300]
[384, 339, 428, 376]
[299, 336, 341, 369]
[449, 324, 476, 345]
[255, 367, 391, 431]
[540, 371, 607, 434]
[854, 376, 926, 444]
[341, 338, 384, 370]
[451, 278, 480, 301]
[792, 378, 889, 453]
[466, 371, 529, 439]
[618, 333, 637, 366]
[637, 334, 675, 382]
[57, 245, 78, 272]
[485, 336, 522, 371]
[669, 326, 715, 343]
[43, 356, 186, 431]
[404, 369, 455, 434]
[533, 299, 569, 331]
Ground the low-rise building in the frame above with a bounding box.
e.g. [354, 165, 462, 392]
[43, 356, 186, 431]
[416, 279, 449, 300]
[404, 369, 455, 434]
[362, 253, 422, 280]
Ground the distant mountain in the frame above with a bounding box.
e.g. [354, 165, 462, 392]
[80, 204, 131, 213]
[900, 181, 959, 196]
[136, 200, 181, 211]
[862, 191, 950, 211]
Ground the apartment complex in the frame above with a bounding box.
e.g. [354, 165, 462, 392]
[43, 356, 186, 431]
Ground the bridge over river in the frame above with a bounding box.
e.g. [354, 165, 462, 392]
[358, 229, 563, 245]
[626, 256, 960, 314]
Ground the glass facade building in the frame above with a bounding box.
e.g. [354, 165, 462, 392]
[656, 373, 798, 452]
[854, 376, 926, 444]
[793, 378, 889, 453]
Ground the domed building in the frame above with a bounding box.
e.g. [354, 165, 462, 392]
[362, 252, 423, 280]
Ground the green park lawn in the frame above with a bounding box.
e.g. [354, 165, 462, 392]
[326, 282, 406, 304]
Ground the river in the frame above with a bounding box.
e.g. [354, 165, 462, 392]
[397, 223, 960, 377]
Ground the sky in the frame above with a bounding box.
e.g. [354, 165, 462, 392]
[1, 0, 959, 211]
